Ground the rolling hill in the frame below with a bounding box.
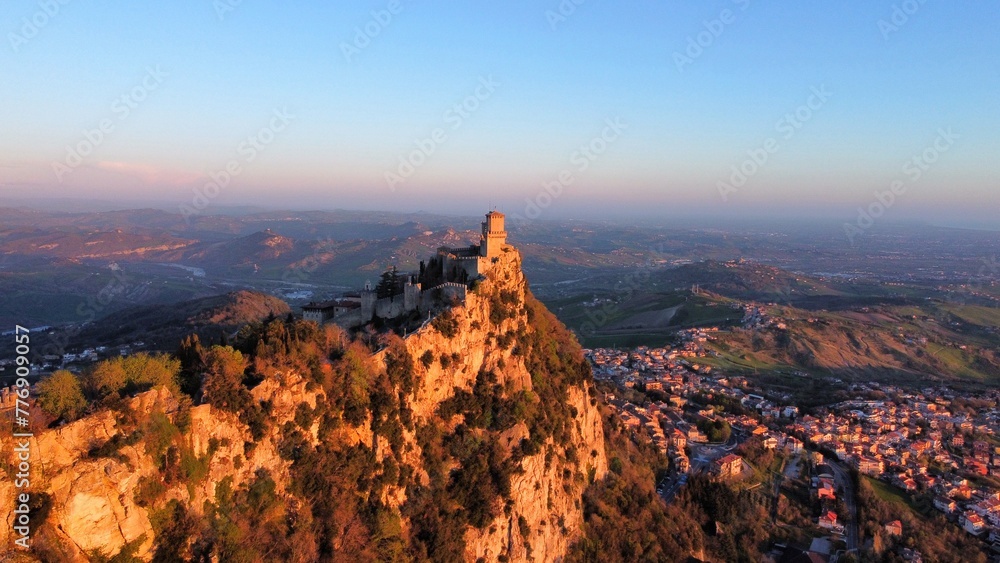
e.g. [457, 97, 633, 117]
[57, 290, 291, 353]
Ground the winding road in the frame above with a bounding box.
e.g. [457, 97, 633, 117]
[827, 458, 859, 553]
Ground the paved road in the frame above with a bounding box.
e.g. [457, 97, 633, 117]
[658, 473, 686, 503]
[827, 458, 859, 553]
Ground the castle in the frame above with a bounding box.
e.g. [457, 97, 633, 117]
[436, 209, 510, 281]
[302, 210, 512, 329]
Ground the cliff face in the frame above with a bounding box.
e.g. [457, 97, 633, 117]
[390, 248, 607, 561]
[1, 246, 606, 562]
[0, 373, 313, 561]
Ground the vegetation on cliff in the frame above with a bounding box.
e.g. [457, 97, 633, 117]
[567, 401, 706, 562]
[22, 270, 602, 562]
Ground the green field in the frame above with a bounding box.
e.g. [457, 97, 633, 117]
[865, 476, 920, 515]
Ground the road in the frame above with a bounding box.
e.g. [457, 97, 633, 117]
[827, 458, 859, 553]
[658, 472, 686, 503]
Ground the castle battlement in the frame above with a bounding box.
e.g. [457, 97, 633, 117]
[305, 210, 512, 330]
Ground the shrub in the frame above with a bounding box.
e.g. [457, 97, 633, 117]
[37, 370, 86, 421]
[419, 350, 434, 368]
[134, 475, 167, 508]
[431, 311, 459, 338]
[201, 346, 249, 411]
[84, 353, 181, 399]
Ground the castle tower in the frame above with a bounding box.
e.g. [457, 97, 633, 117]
[361, 280, 376, 323]
[404, 275, 422, 312]
[479, 210, 507, 258]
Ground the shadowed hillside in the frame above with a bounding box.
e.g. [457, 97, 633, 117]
[63, 290, 291, 352]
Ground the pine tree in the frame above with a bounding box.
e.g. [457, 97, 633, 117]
[377, 265, 399, 298]
[176, 334, 205, 397]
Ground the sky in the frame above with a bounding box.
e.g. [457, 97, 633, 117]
[1, 1, 998, 226]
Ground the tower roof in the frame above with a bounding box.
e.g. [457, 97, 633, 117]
[486, 210, 504, 218]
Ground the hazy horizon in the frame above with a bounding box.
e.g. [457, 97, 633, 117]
[2, 195, 998, 234]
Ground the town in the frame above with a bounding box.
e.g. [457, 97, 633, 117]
[587, 323, 1000, 561]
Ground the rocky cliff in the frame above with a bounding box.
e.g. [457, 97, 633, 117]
[1, 246, 606, 561]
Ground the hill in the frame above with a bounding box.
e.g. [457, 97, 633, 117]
[702, 299, 1000, 392]
[62, 290, 291, 352]
[541, 259, 1000, 389]
[0, 246, 609, 562]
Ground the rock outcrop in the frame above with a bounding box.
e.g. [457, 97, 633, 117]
[1, 246, 605, 561]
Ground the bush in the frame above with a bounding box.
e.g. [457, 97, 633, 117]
[84, 353, 181, 399]
[431, 311, 459, 338]
[420, 350, 435, 368]
[143, 410, 179, 469]
[201, 346, 249, 411]
[134, 476, 167, 508]
[37, 370, 86, 421]
[697, 418, 732, 443]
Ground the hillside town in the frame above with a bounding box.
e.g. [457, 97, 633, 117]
[586, 325, 1000, 560]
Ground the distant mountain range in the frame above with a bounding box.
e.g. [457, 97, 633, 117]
[2, 206, 997, 341]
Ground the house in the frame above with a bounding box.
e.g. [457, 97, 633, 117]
[784, 437, 804, 454]
[857, 456, 884, 476]
[818, 511, 838, 530]
[964, 511, 986, 536]
[670, 428, 687, 450]
[884, 520, 903, 537]
[673, 454, 690, 473]
[816, 479, 836, 501]
[714, 454, 743, 479]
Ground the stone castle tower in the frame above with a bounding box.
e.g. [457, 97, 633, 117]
[360, 280, 376, 322]
[479, 210, 507, 258]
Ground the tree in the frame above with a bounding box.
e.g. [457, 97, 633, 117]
[376, 265, 400, 299]
[176, 334, 205, 397]
[84, 352, 180, 399]
[201, 346, 249, 410]
[37, 370, 87, 421]
[85, 359, 127, 398]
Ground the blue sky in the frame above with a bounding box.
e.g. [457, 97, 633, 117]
[1, 1, 997, 224]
